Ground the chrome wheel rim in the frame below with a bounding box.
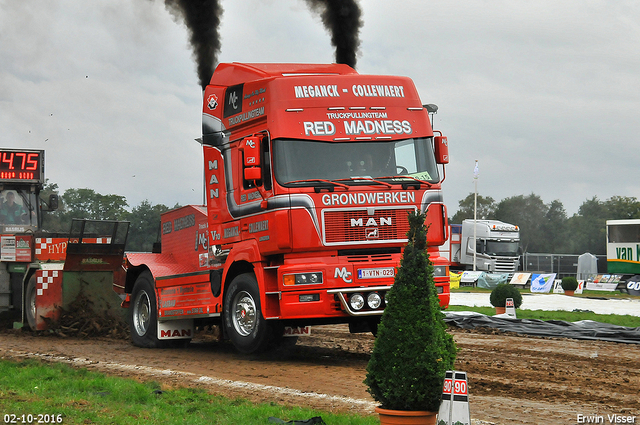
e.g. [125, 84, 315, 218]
[133, 290, 151, 336]
[232, 290, 256, 337]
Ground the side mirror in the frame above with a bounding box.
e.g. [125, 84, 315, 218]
[48, 193, 59, 211]
[434, 135, 449, 164]
[244, 167, 262, 181]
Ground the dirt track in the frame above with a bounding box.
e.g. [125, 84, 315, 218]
[0, 325, 639, 424]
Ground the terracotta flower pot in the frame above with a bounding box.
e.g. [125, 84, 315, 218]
[494, 306, 506, 314]
[564, 290, 575, 296]
[375, 407, 437, 425]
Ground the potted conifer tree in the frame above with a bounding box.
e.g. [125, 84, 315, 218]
[364, 211, 457, 425]
[490, 283, 523, 314]
[561, 276, 579, 296]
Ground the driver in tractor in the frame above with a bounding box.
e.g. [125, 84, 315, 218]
[0, 191, 27, 224]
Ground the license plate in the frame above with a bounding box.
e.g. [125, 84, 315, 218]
[358, 267, 395, 279]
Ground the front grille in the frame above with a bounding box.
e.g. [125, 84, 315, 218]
[345, 253, 394, 263]
[323, 208, 412, 244]
[494, 258, 518, 272]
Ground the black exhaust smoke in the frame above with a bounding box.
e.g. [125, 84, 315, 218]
[163, 0, 223, 90]
[161, 0, 362, 87]
[305, 0, 363, 69]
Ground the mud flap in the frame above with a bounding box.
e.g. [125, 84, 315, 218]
[283, 326, 310, 336]
[157, 319, 194, 340]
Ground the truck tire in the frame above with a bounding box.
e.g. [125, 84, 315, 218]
[129, 271, 163, 348]
[25, 275, 37, 331]
[223, 273, 270, 354]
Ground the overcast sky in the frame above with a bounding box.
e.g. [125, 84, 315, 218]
[2, 0, 639, 217]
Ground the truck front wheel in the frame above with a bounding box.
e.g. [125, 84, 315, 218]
[223, 273, 270, 354]
[129, 271, 163, 348]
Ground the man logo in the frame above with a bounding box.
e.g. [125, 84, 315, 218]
[350, 217, 392, 227]
[366, 228, 379, 239]
[160, 329, 192, 338]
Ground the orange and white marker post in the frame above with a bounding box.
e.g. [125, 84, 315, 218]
[438, 370, 470, 425]
[505, 297, 517, 318]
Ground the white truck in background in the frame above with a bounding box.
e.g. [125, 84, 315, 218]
[441, 219, 520, 273]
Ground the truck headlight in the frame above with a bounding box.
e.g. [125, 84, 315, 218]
[367, 292, 382, 309]
[283, 272, 323, 286]
[433, 265, 448, 277]
[349, 293, 365, 311]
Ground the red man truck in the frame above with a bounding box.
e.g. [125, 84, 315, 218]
[124, 63, 451, 353]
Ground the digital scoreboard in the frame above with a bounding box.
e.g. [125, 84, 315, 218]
[0, 149, 44, 183]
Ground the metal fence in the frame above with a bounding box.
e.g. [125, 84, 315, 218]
[521, 253, 607, 279]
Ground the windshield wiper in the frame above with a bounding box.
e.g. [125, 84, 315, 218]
[284, 179, 350, 192]
[376, 175, 433, 189]
[332, 177, 393, 188]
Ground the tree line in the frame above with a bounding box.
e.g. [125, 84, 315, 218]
[450, 193, 640, 255]
[40, 182, 640, 256]
[41, 183, 176, 252]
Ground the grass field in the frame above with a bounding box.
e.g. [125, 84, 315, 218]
[1, 288, 636, 423]
[0, 359, 377, 425]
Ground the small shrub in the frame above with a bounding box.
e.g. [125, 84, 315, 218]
[364, 211, 457, 412]
[561, 276, 579, 291]
[490, 283, 523, 308]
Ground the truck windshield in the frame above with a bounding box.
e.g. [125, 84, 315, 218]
[484, 240, 519, 257]
[0, 189, 38, 229]
[608, 223, 640, 243]
[272, 138, 440, 186]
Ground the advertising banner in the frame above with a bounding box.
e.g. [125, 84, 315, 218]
[1, 236, 16, 261]
[530, 273, 556, 293]
[626, 275, 640, 296]
[461, 271, 483, 284]
[510, 273, 531, 286]
[585, 274, 620, 291]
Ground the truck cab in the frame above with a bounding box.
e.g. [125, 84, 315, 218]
[125, 63, 452, 353]
[446, 219, 520, 273]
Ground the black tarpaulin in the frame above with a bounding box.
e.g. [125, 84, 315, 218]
[444, 312, 640, 344]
